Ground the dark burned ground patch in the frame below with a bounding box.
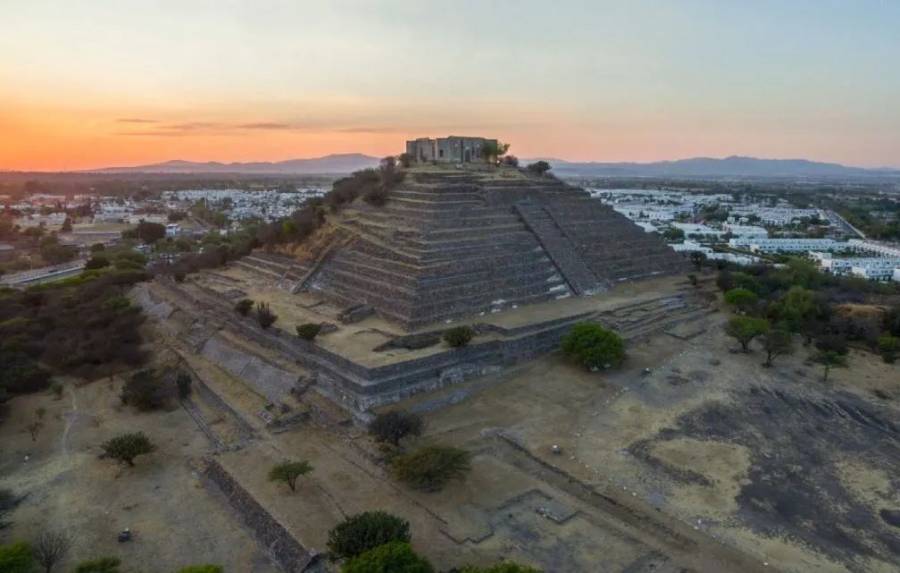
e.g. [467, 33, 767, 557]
[644, 386, 900, 570]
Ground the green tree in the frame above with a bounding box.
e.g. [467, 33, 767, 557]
[877, 335, 898, 364]
[761, 328, 794, 367]
[133, 221, 166, 244]
[101, 432, 156, 466]
[342, 541, 432, 573]
[177, 566, 224, 573]
[268, 460, 313, 492]
[0, 542, 35, 573]
[327, 511, 411, 560]
[689, 251, 706, 271]
[368, 410, 423, 446]
[661, 227, 684, 241]
[723, 288, 758, 312]
[561, 323, 625, 370]
[120, 369, 169, 411]
[777, 286, 817, 331]
[295, 323, 322, 341]
[724, 316, 769, 352]
[525, 161, 551, 176]
[391, 446, 471, 492]
[85, 255, 110, 270]
[814, 350, 847, 382]
[443, 326, 475, 348]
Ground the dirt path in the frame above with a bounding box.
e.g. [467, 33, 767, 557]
[60, 383, 79, 457]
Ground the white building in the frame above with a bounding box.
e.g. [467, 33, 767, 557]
[722, 224, 768, 239]
[729, 238, 840, 253]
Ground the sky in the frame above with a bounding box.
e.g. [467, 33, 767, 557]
[1, 0, 899, 171]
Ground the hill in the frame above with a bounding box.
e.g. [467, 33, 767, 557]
[91, 153, 380, 174]
[537, 156, 899, 179]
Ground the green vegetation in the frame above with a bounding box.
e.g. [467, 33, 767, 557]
[723, 287, 758, 312]
[0, 542, 35, 573]
[761, 328, 794, 367]
[0, 268, 147, 401]
[391, 446, 471, 492]
[101, 432, 156, 466]
[268, 460, 313, 492]
[122, 220, 166, 244]
[120, 369, 174, 411]
[177, 565, 224, 573]
[661, 227, 684, 241]
[295, 322, 322, 341]
[74, 557, 122, 573]
[342, 541, 433, 573]
[443, 325, 475, 348]
[561, 323, 625, 370]
[368, 410, 423, 446]
[525, 161, 551, 176]
[814, 350, 847, 382]
[725, 316, 769, 352]
[234, 298, 254, 316]
[327, 511, 411, 560]
[878, 334, 898, 363]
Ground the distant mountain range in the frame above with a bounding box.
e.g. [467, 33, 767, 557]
[535, 155, 899, 179]
[86, 153, 898, 179]
[91, 153, 381, 175]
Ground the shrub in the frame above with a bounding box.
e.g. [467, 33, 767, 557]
[256, 302, 277, 329]
[443, 326, 475, 348]
[723, 287, 758, 311]
[327, 511, 411, 560]
[391, 445, 471, 492]
[176, 371, 192, 398]
[296, 323, 322, 341]
[814, 350, 848, 382]
[268, 460, 313, 492]
[561, 323, 625, 370]
[0, 542, 35, 573]
[101, 432, 155, 466]
[525, 161, 551, 176]
[761, 328, 794, 367]
[234, 298, 254, 316]
[85, 256, 110, 270]
[369, 410, 423, 446]
[177, 566, 223, 573]
[877, 334, 898, 364]
[75, 557, 122, 573]
[342, 541, 433, 573]
[724, 316, 769, 352]
[120, 369, 170, 411]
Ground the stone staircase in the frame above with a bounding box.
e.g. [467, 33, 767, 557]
[514, 200, 603, 295]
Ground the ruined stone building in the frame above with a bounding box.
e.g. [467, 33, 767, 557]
[406, 136, 498, 164]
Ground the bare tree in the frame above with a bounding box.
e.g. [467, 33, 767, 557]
[33, 530, 73, 573]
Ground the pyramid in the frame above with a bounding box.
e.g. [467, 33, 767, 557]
[301, 166, 686, 330]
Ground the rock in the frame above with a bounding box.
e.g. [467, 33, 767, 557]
[338, 304, 374, 324]
[880, 509, 900, 528]
[317, 322, 339, 334]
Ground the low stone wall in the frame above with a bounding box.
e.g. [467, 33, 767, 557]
[203, 457, 319, 572]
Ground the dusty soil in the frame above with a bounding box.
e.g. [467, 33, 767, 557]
[0, 377, 278, 573]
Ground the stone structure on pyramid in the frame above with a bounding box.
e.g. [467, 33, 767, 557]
[298, 164, 685, 330]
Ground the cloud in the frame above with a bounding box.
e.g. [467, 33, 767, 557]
[116, 118, 158, 124]
[237, 122, 292, 130]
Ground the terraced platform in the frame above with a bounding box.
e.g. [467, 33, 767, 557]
[299, 167, 685, 329]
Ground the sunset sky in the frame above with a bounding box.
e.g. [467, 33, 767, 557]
[2, 0, 899, 171]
